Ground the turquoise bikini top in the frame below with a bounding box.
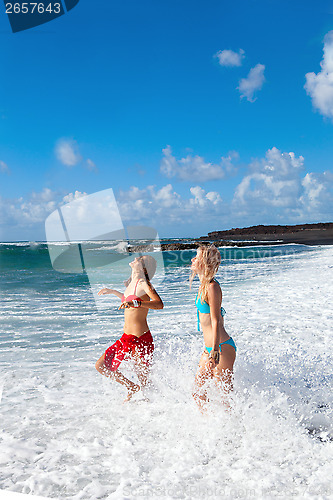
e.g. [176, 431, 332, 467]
[195, 281, 226, 331]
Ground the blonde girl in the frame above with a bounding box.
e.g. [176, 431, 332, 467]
[191, 245, 236, 410]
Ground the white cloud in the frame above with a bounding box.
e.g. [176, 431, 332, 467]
[190, 186, 210, 207]
[54, 139, 98, 172]
[301, 173, 326, 208]
[232, 147, 333, 222]
[56, 190, 123, 241]
[0, 161, 9, 174]
[305, 31, 333, 119]
[55, 139, 82, 167]
[0, 189, 120, 240]
[0, 189, 89, 229]
[299, 172, 333, 218]
[1, 188, 59, 226]
[234, 147, 304, 208]
[206, 191, 222, 205]
[190, 186, 222, 207]
[214, 49, 245, 67]
[153, 184, 181, 208]
[118, 184, 182, 222]
[238, 64, 266, 102]
[117, 183, 224, 225]
[86, 159, 98, 172]
[160, 145, 238, 182]
[248, 147, 304, 179]
[62, 191, 87, 204]
[15, 148, 321, 236]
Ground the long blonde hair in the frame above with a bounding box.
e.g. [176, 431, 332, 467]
[190, 245, 221, 303]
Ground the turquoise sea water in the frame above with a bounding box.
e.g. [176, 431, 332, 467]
[0, 241, 314, 349]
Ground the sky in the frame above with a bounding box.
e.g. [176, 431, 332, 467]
[1, 0, 333, 240]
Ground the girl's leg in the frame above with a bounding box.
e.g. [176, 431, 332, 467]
[131, 348, 154, 402]
[213, 345, 236, 407]
[193, 351, 213, 412]
[95, 353, 140, 402]
[132, 352, 151, 389]
[131, 341, 154, 391]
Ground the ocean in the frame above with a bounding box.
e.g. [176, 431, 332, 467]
[0, 242, 332, 499]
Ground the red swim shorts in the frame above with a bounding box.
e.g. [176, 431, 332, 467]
[104, 330, 154, 372]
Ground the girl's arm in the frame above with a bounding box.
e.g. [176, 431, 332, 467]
[98, 288, 123, 299]
[140, 280, 164, 309]
[207, 281, 222, 366]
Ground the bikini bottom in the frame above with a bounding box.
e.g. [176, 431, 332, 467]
[205, 336, 237, 354]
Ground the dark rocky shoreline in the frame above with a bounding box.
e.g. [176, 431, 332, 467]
[201, 222, 333, 246]
[126, 222, 333, 252]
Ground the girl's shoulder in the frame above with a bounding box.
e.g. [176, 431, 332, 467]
[208, 279, 222, 295]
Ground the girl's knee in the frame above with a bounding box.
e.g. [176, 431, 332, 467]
[95, 354, 106, 371]
[215, 367, 233, 378]
[95, 359, 106, 374]
[214, 369, 234, 391]
[95, 363, 103, 374]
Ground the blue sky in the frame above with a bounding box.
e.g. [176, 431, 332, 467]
[1, 0, 333, 240]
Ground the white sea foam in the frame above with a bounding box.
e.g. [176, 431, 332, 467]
[0, 246, 332, 499]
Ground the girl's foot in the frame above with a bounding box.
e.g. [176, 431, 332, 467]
[123, 383, 140, 403]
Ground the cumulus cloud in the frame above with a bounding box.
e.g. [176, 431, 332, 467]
[55, 139, 82, 167]
[232, 147, 333, 222]
[238, 64, 266, 102]
[62, 191, 87, 204]
[54, 139, 98, 173]
[160, 145, 238, 182]
[301, 173, 326, 208]
[299, 171, 333, 219]
[0, 189, 90, 231]
[214, 49, 245, 67]
[0, 182, 248, 240]
[190, 186, 222, 207]
[0, 161, 9, 174]
[305, 31, 333, 119]
[234, 147, 304, 208]
[0, 188, 59, 227]
[117, 183, 224, 225]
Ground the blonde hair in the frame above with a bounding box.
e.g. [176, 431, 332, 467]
[190, 245, 221, 303]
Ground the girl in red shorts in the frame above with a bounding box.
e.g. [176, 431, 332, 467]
[95, 255, 163, 402]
